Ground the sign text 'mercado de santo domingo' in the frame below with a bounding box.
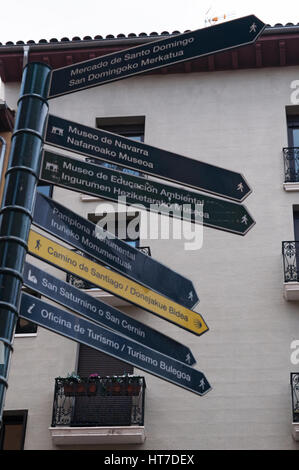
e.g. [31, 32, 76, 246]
[27, 229, 208, 336]
[20, 293, 212, 395]
[45, 114, 251, 202]
[40, 151, 255, 236]
[33, 192, 199, 309]
[23, 262, 196, 365]
[48, 15, 265, 99]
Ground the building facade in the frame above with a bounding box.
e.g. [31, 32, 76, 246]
[1, 21, 299, 450]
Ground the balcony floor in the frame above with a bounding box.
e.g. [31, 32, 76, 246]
[49, 425, 146, 446]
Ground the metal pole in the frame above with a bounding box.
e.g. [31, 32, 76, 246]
[0, 62, 51, 425]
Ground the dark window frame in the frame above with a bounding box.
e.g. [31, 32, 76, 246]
[0, 410, 28, 450]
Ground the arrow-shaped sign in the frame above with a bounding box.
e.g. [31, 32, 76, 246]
[20, 293, 211, 395]
[23, 262, 196, 365]
[45, 114, 251, 202]
[33, 192, 199, 309]
[40, 150, 255, 235]
[48, 15, 265, 98]
[27, 229, 208, 336]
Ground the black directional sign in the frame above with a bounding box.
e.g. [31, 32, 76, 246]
[20, 292, 212, 396]
[23, 262, 196, 365]
[45, 114, 251, 202]
[48, 15, 265, 98]
[40, 150, 255, 235]
[33, 192, 199, 309]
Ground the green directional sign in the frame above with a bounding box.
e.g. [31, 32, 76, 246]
[40, 150, 255, 235]
[48, 15, 265, 98]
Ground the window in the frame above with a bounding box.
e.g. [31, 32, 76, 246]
[285, 113, 299, 182]
[88, 116, 145, 176]
[288, 115, 299, 147]
[15, 317, 37, 335]
[37, 181, 53, 198]
[88, 211, 140, 248]
[0, 410, 28, 450]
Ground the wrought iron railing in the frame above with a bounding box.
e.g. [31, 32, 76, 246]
[282, 241, 299, 282]
[291, 373, 299, 422]
[283, 147, 299, 182]
[51, 376, 146, 427]
[66, 246, 151, 289]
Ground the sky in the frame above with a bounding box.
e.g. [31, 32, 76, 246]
[0, 0, 299, 44]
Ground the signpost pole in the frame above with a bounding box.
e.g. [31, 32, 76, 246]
[0, 62, 51, 425]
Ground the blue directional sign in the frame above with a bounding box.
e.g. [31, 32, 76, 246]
[23, 262, 196, 365]
[48, 15, 265, 98]
[45, 114, 251, 202]
[40, 150, 255, 235]
[33, 192, 199, 309]
[20, 292, 212, 396]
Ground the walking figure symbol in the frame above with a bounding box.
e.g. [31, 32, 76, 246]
[249, 23, 257, 33]
[35, 239, 41, 250]
[199, 378, 206, 391]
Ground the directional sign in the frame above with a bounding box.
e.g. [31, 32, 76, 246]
[40, 150, 255, 235]
[48, 15, 265, 98]
[23, 262, 196, 365]
[45, 114, 251, 202]
[27, 229, 208, 336]
[33, 192, 199, 309]
[20, 293, 211, 395]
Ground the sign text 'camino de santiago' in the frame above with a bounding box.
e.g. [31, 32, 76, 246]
[27, 229, 208, 336]
[20, 293, 211, 395]
[45, 114, 251, 202]
[33, 192, 199, 309]
[40, 151, 255, 235]
[48, 15, 265, 98]
[23, 262, 196, 365]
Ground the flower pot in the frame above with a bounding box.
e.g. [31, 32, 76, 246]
[87, 382, 97, 396]
[75, 383, 86, 395]
[107, 383, 122, 396]
[127, 384, 141, 396]
[63, 383, 75, 396]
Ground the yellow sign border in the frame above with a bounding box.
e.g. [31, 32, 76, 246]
[28, 229, 208, 336]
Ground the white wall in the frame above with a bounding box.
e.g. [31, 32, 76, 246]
[4, 64, 299, 449]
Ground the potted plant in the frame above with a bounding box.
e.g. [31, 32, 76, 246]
[87, 373, 99, 396]
[62, 372, 84, 396]
[106, 376, 124, 396]
[126, 377, 142, 396]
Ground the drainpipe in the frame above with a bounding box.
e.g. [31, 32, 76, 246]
[23, 46, 30, 68]
[0, 136, 7, 190]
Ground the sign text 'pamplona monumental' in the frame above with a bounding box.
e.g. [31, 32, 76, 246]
[33, 192, 199, 309]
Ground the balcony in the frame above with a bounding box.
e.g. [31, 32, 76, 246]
[49, 376, 146, 446]
[291, 373, 299, 440]
[66, 246, 151, 307]
[282, 241, 299, 300]
[283, 147, 299, 191]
